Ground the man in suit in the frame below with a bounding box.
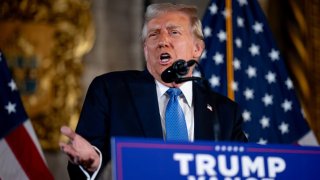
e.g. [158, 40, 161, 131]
[60, 3, 247, 179]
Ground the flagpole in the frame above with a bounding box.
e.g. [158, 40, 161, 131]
[226, 0, 234, 100]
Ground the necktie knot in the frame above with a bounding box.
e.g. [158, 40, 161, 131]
[166, 88, 182, 98]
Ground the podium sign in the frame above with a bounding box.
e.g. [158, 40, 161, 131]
[111, 137, 320, 180]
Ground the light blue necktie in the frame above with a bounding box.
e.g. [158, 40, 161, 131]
[165, 88, 188, 141]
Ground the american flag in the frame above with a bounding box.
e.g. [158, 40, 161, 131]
[0, 51, 54, 179]
[199, 0, 318, 145]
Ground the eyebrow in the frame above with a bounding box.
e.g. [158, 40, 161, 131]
[148, 24, 183, 33]
[166, 24, 183, 31]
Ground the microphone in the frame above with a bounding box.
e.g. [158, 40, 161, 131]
[160, 59, 220, 142]
[161, 59, 220, 141]
[161, 59, 199, 83]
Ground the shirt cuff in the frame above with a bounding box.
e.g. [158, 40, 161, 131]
[79, 146, 103, 180]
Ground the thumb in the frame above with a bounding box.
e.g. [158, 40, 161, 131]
[60, 125, 76, 140]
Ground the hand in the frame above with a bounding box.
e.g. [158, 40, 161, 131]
[59, 126, 100, 172]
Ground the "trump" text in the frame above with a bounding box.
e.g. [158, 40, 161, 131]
[173, 153, 286, 179]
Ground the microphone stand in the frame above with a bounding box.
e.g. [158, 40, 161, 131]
[174, 77, 202, 84]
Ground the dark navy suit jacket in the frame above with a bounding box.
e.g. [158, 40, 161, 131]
[68, 70, 247, 179]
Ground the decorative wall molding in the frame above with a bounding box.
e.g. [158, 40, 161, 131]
[0, 0, 94, 150]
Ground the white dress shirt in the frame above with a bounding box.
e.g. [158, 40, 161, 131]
[155, 80, 195, 141]
[82, 80, 195, 179]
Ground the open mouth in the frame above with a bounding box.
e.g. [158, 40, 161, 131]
[160, 53, 171, 64]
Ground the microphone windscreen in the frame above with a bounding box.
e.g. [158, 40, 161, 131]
[187, 60, 197, 67]
[160, 59, 197, 83]
[173, 60, 188, 76]
[161, 66, 177, 83]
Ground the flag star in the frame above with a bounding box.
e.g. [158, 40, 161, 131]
[209, 75, 220, 88]
[268, 49, 280, 61]
[260, 116, 270, 128]
[285, 78, 294, 90]
[243, 88, 254, 100]
[217, 30, 226, 42]
[244, 132, 249, 139]
[237, 17, 244, 28]
[265, 71, 276, 84]
[203, 26, 212, 38]
[301, 108, 306, 119]
[278, 122, 289, 134]
[193, 70, 201, 77]
[262, 93, 273, 106]
[231, 81, 239, 91]
[233, 58, 241, 70]
[248, 44, 260, 56]
[222, 9, 231, 18]
[8, 79, 17, 91]
[252, 21, 263, 34]
[235, 37, 242, 48]
[257, 138, 268, 145]
[212, 52, 224, 65]
[281, 99, 292, 112]
[198, 0, 312, 145]
[242, 110, 251, 122]
[246, 66, 257, 78]
[5, 101, 17, 114]
[209, 3, 218, 15]
[201, 50, 207, 59]
[238, 0, 248, 6]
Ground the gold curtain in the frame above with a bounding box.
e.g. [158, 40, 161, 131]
[267, 0, 320, 141]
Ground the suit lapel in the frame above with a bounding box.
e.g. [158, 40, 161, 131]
[127, 72, 218, 141]
[127, 70, 163, 138]
[193, 84, 216, 140]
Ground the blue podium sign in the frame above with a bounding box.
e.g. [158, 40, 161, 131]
[111, 137, 320, 180]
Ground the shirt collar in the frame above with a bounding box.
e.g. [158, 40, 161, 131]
[155, 80, 193, 107]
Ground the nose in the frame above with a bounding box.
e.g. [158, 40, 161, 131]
[158, 33, 169, 48]
[158, 41, 168, 48]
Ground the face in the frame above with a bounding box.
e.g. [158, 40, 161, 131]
[144, 11, 204, 87]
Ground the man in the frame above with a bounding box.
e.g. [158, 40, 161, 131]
[60, 3, 247, 179]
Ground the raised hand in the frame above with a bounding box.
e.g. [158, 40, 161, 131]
[59, 126, 100, 172]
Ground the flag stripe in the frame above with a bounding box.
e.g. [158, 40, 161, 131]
[24, 120, 46, 161]
[298, 131, 318, 146]
[1, 50, 53, 179]
[0, 139, 28, 180]
[5, 124, 54, 179]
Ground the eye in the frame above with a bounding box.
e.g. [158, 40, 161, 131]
[172, 30, 179, 34]
[170, 30, 181, 36]
[148, 31, 158, 38]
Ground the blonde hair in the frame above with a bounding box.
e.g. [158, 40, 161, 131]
[141, 3, 204, 42]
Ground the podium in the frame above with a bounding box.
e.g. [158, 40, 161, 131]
[111, 137, 320, 180]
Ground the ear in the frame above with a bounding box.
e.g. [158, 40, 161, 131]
[193, 40, 205, 59]
[143, 43, 148, 61]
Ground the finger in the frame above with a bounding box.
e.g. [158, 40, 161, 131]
[67, 155, 77, 165]
[59, 142, 67, 149]
[59, 142, 81, 164]
[67, 154, 80, 165]
[59, 142, 78, 158]
[60, 126, 76, 140]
